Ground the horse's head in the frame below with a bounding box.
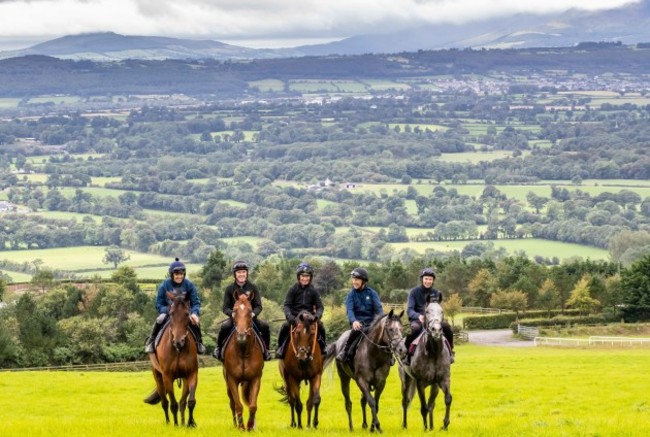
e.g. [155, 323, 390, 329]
[232, 293, 253, 346]
[425, 301, 444, 339]
[291, 311, 318, 365]
[378, 309, 405, 355]
[166, 291, 190, 352]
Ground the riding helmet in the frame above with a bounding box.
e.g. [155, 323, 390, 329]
[350, 267, 369, 281]
[168, 258, 186, 274]
[232, 260, 249, 273]
[296, 262, 314, 278]
[419, 267, 436, 279]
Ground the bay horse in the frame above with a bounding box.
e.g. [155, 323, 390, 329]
[324, 309, 405, 433]
[277, 311, 323, 429]
[398, 301, 452, 430]
[148, 291, 199, 427]
[222, 292, 264, 430]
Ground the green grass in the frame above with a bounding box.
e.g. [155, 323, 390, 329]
[0, 345, 648, 436]
[388, 238, 609, 261]
[0, 246, 187, 281]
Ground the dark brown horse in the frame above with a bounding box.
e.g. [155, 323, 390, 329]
[398, 301, 452, 430]
[324, 309, 405, 433]
[277, 311, 323, 429]
[148, 291, 199, 427]
[223, 292, 265, 430]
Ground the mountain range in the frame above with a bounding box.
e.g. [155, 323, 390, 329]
[1, 0, 650, 61]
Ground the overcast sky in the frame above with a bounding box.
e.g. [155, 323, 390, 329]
[0, 0, 641, 50]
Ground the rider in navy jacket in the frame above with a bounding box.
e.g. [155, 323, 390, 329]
[339, 267, 384, 363]
[404, 267, 454, 363]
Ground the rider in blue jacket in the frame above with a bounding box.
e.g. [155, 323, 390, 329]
[144, 258, 206, 355]
[339, 267, 384, 363]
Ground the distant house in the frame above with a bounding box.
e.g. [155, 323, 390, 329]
[0, 201, 17, 212]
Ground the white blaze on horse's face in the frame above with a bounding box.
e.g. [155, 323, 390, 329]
[384, 316, 404, 351]
[426, 302, 444, 336]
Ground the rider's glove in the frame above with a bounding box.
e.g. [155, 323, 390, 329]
[156, 313, 166, 324]
[190, 314, 200, 325]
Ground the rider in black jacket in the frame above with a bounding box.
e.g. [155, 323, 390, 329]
[212, 260, 272, 361]
[275, 262, 326, 359]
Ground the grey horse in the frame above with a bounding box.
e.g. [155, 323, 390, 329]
[324, 309, 405, 433]
[398, 301, 452, 431]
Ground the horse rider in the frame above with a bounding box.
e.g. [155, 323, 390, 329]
[143, 258, 205, 405]
[338, 267, 384, 363]
[144, 258, 206, 355]
[275, 262, 326, 359]
[404, 267, 455, 364]
[212, 260, 272, 361]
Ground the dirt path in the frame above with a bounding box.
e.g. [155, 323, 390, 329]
[468, 329, 534, 347]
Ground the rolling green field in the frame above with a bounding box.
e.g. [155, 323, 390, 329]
[1, 345, 648, 436]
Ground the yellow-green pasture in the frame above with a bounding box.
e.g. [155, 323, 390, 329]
[388, 238, 609, 261]
[1, 345, 648, 436]
[27, 95, 82, 105]
[387, 123, 448, 132]
[0, 246, 182, 281]
[0, 98, 21, 108]
[248, 79, 285, 92]
[90, 176, 123, 187]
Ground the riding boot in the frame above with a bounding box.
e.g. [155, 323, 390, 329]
[213, 325, 227, 361]
[144, 321, 161, 353]
[143, 388, 161, 405]
[261, 324, 272, 361]
[275, 323, 289, 359]
[190, 324, 207, 354]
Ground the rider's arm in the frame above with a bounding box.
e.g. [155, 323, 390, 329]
[345, 291, 357, 323]
[312, 288, 324, 320]
[187, 280, 201, 316]
[250, 284, 263, 316]
[155, 281, 169, 314]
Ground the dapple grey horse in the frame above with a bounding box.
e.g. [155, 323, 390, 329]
[324, 309, 405, 433]
[398, 301, 452, 431]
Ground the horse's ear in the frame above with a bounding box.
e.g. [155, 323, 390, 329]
[166, 291, 175, 301]
[248, 291, 255, 302]
[397, 310, 404, 319]
[388, 308, 394, 318]
[298, 312, 304, 322]
[426, 294, 431, 304]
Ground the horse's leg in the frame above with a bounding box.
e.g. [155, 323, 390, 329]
[440, 378, 452, 430]
[428, 384, 437, 431]
[308, 372, 322, 429]
[153, 370, 170, 424]
[416, 383, 428, 430]
[246, 377, 262, 431]
[179, 378, 189, 426]
[162, 375, 179, 425]
[400, 373, 415, 429]
[288, 377, 302, 429]
[226, 378, 244, 429]
[372, 378, 388, 433]
[186, 369, 198, 428]
[336, 362, 354, 431]
[355, 379, 377, 432]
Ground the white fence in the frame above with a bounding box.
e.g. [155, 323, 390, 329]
[534, 336, 650, 347]
[461, 306, 508, 314]
[517, 324, 539, 340]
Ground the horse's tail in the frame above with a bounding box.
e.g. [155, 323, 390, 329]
[323, 342, 337, 370]
[241, 382, 250, 407]
[273, 383, 290, 404]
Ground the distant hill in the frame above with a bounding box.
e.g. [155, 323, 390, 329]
[1, 1, 650, 61]
[0, 32, 299, 61]
[298, 0, 650, 55]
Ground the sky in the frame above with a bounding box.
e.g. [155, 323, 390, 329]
[0, 0, 641, 50]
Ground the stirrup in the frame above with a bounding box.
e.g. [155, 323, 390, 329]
[212, 347, 220, 360]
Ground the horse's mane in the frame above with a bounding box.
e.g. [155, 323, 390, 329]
[367, 312, 389, 331]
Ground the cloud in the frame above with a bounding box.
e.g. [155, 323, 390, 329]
[0, 0, 641, 48]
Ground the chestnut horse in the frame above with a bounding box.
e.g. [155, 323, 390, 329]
[148, 291, 199, 427]
[222, 292, 265, 430]
[277, 311, 323, 429]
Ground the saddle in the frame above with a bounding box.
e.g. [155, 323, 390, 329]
[407, 331, 452, 361]
[153, 320, 200, 353]
[217, 326, 267, 360]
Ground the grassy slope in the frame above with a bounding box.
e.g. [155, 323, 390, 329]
[0, 344, 648, 436]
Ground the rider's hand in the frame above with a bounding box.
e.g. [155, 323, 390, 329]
[419, 314, 425, 324]
[190, 314, 200, 325]
[352, 320, 362, 331]
[156, 313, 166, 324]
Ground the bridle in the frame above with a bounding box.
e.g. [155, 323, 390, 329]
[361, 314, 403, 355]
[290, 316, 318, 361]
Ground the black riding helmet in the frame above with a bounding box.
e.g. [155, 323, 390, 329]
[419, 267, 436, 279]
[232, 260, 249, 274]
[350, 267, 369, 281]
[296, 262, 314, 279]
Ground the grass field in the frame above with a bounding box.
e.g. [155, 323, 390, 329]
[1, 344, 648, 436]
